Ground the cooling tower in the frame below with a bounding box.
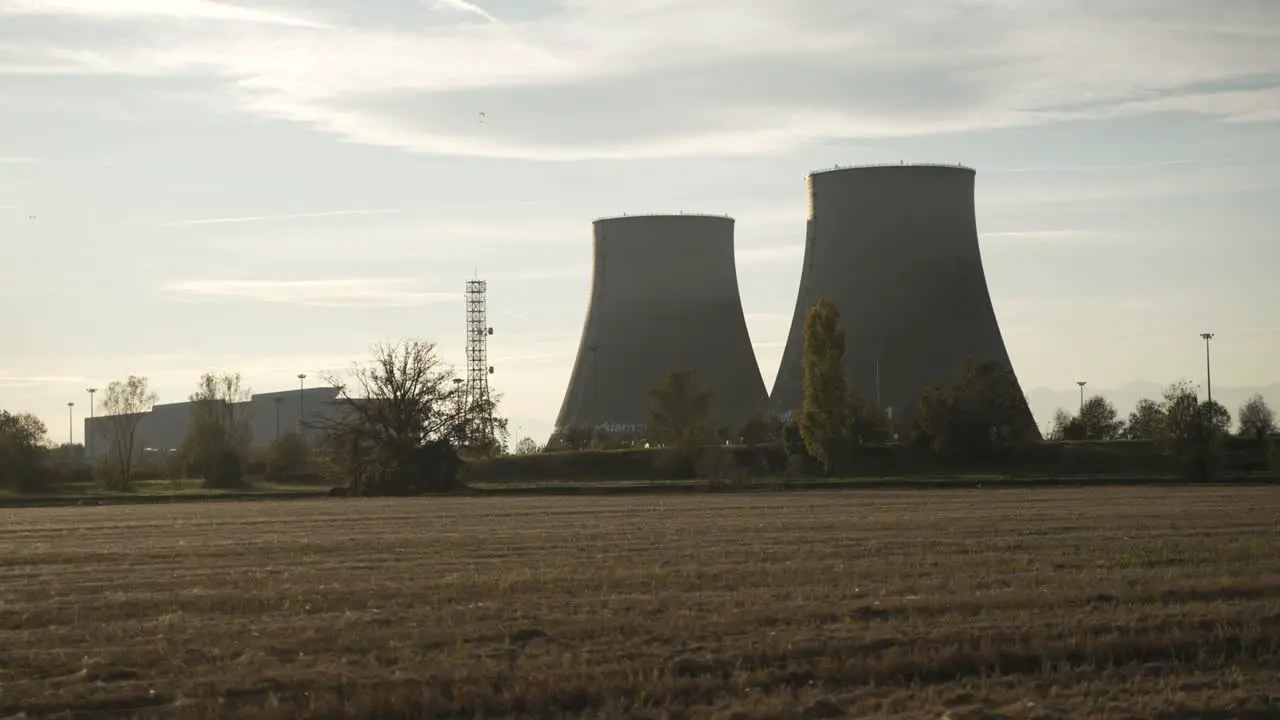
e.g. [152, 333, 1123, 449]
[553, 214, 769, 440]
[769, 164, 1035, 434]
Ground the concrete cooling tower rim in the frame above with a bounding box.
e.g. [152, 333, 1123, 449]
[807, 163, 975, 177]
[593, 213, 735, 223]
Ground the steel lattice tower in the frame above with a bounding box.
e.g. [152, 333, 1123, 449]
[464, 279, 493, 446]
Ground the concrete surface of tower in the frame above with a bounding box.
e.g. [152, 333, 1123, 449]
[769, 164, 1037, 435]
[553, 214, 769, 442]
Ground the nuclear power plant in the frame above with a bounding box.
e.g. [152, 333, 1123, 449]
[552, 214, 769, 441]
[769, 164, 1036, 434]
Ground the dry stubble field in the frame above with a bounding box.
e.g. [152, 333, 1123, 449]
[2, 487, 1280, 719]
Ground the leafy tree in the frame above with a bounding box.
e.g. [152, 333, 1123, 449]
[736, 412, 777, 446]
[1237, 394, 1276, 441]
[1161, 381, 1226, 480]
[1048, 408, 1072, 441]
[848, 392, 891, 446]
[1201, 400, 1232, 435]
[0, 411, 52, 493]
[266, 432, 313, 484]
[646, 369, 716, 449]
[1079, 395, 1123, 440]
[797, 299, 850, 474]
[99, 376, 158, 490]
[184, 371, 253, 489]
[1123, 398, 1166, 441]
[914, 360, 1037, 459]
[317, 339, 469, 496]
[513, 437, 540, 455]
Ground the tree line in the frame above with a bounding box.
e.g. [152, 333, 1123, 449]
[1, 339, 512, 496]
[544, 298, 1278, 481]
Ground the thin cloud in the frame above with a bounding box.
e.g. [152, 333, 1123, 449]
[983, 229, 1111, 242]
[3, 1, 1279, 159]
[0, 157, 40, 164]
[0, 374, 88, 389]
[0, 0, 328, 28]
[430, 0, 499, 23]
[163, 279, 460, 308]
[160, 209, 409, 227]
[989, 159, 1202, 174]
[738, 245, 803, 264]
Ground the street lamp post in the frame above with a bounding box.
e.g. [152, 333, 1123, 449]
[297, 373, 307, 434]
[66, 401, 75, 446]
[1076, 381, 1087, 413]
[86, 387, 96, 459]
[1199, 333, 1214, 404]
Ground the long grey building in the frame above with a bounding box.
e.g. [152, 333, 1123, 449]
[84, 386, 342, 460]
[552, 214, 769, 441]
[769, 164, 1036, 435]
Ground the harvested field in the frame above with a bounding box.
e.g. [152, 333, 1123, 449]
[2, 486, 1280, 719]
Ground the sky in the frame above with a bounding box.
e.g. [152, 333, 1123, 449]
[1, 0, 1279, 446]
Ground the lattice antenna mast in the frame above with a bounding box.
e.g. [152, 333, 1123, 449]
[464, 279, 494, 448]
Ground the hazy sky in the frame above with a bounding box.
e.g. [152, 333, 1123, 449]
[2, 0, 1278, 445]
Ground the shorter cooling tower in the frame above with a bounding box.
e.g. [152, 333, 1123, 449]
[553, 214, 769, 441]
[770, 164, 1036, 435]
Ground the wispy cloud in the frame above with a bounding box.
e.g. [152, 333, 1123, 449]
[0, 373, 88, 389]
[2, 1, 1278, 159]
[738, 245, 802, 264]
[0, 157, 40, 164]
[0, 0, 328, 28]
[429, 0, 498, 24]
[160, 209, 409, 228]
[989, 159, 1203, 174]
[163, 279, 460, 307]
[983, 229, 1113, 243]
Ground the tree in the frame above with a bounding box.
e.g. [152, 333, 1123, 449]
[848, 392, 891, 446]
[99, 376, 158, 490]
[797, 299, 850, 474]
[1201, 400, 1232, 436]
[317, 339, 470, 496]
[1237, 394, 1276, 441]
[513, 437, 540, 455]
[1048, 408, 1084, 441]
[266, 432, 313, 484]
[184, 372, 253, 489]
[1123, 398, 1166, 441]
[1079, 395, 1123, 440]
[914, 360, 1037, 458]
[737, 412, 777, 446]
[1161, 381, 1226, 480]
[646, 369, 716, 449]
[0, 411, 51, 493]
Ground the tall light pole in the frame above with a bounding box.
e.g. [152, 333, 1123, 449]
[1076, 381, 1087, 413]
[66, 401, 75, 446]
[86, 387, 96, 459]
[1199, 333, 1214, 404]
[297, 373, 307, 434]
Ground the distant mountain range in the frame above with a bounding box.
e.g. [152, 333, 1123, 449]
[1024, 382, 1280, 434]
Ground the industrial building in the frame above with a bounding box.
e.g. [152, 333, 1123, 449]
[552, 214, 769, 441]
[83, 386, 343, 460]
[769, 164, 1036, 434]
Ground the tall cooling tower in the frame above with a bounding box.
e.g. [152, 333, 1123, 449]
[770, 164, 1035, 433]
[553, 214, 769, 440]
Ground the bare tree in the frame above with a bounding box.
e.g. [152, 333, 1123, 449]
[317, 339, 475, 495]
[100, 376, 157, 490]
[513, 437, 540, 455]
[184, 372, 254, 488]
